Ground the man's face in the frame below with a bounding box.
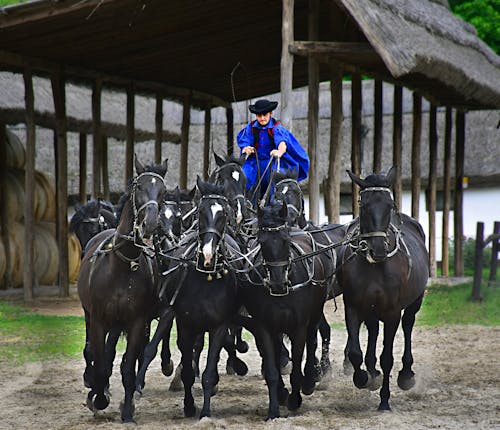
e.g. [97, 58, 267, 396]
[256, 112, 272, 126]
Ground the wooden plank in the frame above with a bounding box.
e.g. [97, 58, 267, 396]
[307, 0, 320, 224]
[226, 107, 234, 156]
[179, 94, 191, 190]
[203, 108, 211, 180]
[50, 70, 69, 297]
[23, 67, 36, 301]
[351, 73, 362, 218]
[454, 111, 465, 276]
[101, 135, 109, 201]
[92, 79, 102, 199]
[0, 122, 12, 289]
[373, 80, 383, 173]
[411, 93, 422, 219]
[428, 105, 438, 277]
[78, 133, 87, 204]
[126, 86, 135, 186]
[392, 85, 403, 209]
[326, 72, 343, 223]
[155, 93, 163, 164]
[441, 107, 453, 277]
[280, 0, 294, 131]
[290, 41, 377, 57]
[488, 221, 499, 286]
[471, 222, 484, 301]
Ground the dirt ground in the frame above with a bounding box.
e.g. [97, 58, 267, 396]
[0, 298, 499, 430]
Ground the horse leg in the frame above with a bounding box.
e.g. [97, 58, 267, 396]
[287, 329, 307, 411]
[378, 317, 400, 411]
[83, 311, 93, 388]
[177, 326, 197, 417]
[302, 323, 319, 395]
[272, 335, 289, 406]
[199, 325, 226, 419]
[344, 304, 369, 389]
[234, 324, 249, 353]
[398, 293, 424, 391]
[279, 334, 292, 375]
[193, 333, 204, 379]
[120, 319, 145, 423]
[364, 317, 382, 390]
[318, 312, 331, 378]
[159, 311, 175, 377]
[136, 306, 174, 393]
[104, 327, 121, 379]
[225, 328, 248, 376]
[86, 320, 110, 412]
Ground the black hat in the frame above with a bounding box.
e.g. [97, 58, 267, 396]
[249, 99, 278, 114]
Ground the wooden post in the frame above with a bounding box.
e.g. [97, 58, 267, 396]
[411, 93, 422, 219]
[392, 85, 403, 209]
[0, 123, 12, 289]
[51, 70, 69, 297]
[23, 67, 36, 301]
[79, 133, 87, 204]
[155, 93, 163, 165]
[226, 107, 234, 155]
[92, 79, 102, 199]
[442, 107, 453, 276]
[454, 111, 465, 276]
[428, 105, 438, 277]
[326, 73, 343, 223]
[126, 86, 135, 186]
[351, 73, 362, 218]
[101, 135, 109, 201]
[373, 80, 383, 173]
[203, 108, 211, 180]
[472, 221, 484, 301]
[179, 94, 191, 190]
[307, 0, 320, 224]
[489, 221, 499, 286]
[281, 0, 294, 131]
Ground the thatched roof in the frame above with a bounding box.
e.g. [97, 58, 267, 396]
[0, 0, 499, 110]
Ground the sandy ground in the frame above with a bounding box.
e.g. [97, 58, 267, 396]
[0, 299, 499, 430]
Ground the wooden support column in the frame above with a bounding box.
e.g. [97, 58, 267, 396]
[179, 94, 191, 190]
[126, 86, 135, 186]
[411, 93, 422, 219]
[307, 0, 320, 224]
[351, 73, 362, 218]
[373, 80, 383, 173]
[392, 85, 403, 209]
[92, 79, 102, 199]
[79, 133, 87, 204]
[155, 93, 163, 164]
[428, 105, 438, 277]
[442, 107, 453, 276]
[23, 67, 36, 300]
[101, 135, 109, 201]
[226, 107, 234, 155]
[454, 110, 465, 276]
[203, 108, 211, 180]
[51, 70, 69, 297]
[0, 123, 12, 290]
[325, 72, 343, 223]
[281, 0, 294, 131]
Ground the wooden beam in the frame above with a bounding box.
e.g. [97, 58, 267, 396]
[78, 133, 87, 204]
[290, 41, 377, 58]
[0, 122, 12, 289]
[126, 86, 135, 186]
[226, 107, 234, 156]
[101, 135, 109, 201]
[442, 107, 453, 277]
[351, 73, 362, 218]
[307, 0, 320, 224]
[281, 0, 294, 131]
[203, 108, 211, 180]
[373, 80, 383, 173]
[454, 111, 465, 276]
[392, 85, 403, 209]
[179, 94, 191, 190]
[92, 79, 102, 199]
[50, 70, 69, 297]
[23, 66, 36, 301]
[155, 94, 163, 165]
[411, 93, 422, 219]
[428, 105, 438, 277]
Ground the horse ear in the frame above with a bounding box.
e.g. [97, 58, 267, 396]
[196, 175, 204, 194]
[162, 158, 169, 179]
[213, 152, 225, 167]
[347, 170, 368, 189]
[189, 185, 197, 199]
[386, 166, 398, 187]
[297, 213, 307, 229]
[134, 154, 145, 175]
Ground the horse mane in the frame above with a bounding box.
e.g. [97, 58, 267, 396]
[198, 179, 224, 197]
[259, 201, 287, 228]
[362, 173, 392, 188]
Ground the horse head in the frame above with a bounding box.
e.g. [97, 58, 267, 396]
[258, 199, 291, 295]
[273, 169, 306, 228]
[131, 155, 168, 242]
[347, 166, 398, 263]
[159, 187, 183, 242]
[196, 176, 229, 270]
[211, 152, 248, 227]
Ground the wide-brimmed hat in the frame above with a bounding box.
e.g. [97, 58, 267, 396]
[248, 99, 278, 114]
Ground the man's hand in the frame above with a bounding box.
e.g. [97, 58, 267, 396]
[242, 146, 255, 155]
[270, 141, 287, 158]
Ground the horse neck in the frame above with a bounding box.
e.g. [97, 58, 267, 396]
[116, 198, 135, 237]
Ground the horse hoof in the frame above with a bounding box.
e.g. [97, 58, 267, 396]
[236, 340, 249, 353]
[232, 358, 248, 376]
[302, 384, 315, 396]
[398, 371, 416, 391]
[226, 362, 235, 375]
[278, 387, 289, 406]
[368, 371, 382, 391]
[121, 417, 137, 425]
[377, 402, 392, 412]
[184, 404, 196, 418]
[199, 409, 211, 419]
[162, 359, 174, 377]
[353, 370, 369, 389]
[88, 391, 110, 411]
[287, 392, 302, 411]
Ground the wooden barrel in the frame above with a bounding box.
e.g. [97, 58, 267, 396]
[68, 233, 81, 284]
[6, 222, 24, 286]
[34, 223, 59, 285]
[5, 129, 26, 169]
[35, 171, 56, 221]
[4, 170, 25, 221]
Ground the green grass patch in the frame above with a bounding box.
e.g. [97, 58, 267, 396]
[417, 281, 500, 326]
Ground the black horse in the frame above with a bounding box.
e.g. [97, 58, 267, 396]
[338, 167, 428, 411]
[77, 156, 168, 423]
[237, 200, 334, 420]
[69, 199, 118, 252]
